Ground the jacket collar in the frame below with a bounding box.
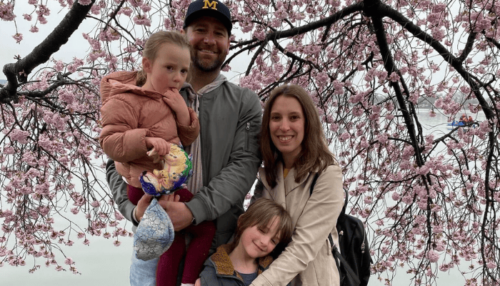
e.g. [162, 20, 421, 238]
[259, 162, 312, 197]
[210, 244, 273, 278]
[182, 74, 228, 102]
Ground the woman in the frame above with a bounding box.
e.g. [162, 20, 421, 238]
[251, 84, 344, 286]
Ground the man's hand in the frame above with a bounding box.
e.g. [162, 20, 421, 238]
[195, 278, 201, 286]
[162, 89, 190, 126]
[135, 194, 154, 222]
[158, 194, 193, 232]
[136, 193, 179, 222]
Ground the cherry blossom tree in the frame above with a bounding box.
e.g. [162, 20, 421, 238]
[1, 0, 499, 284]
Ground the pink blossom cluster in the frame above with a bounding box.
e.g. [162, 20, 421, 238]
[12, 33, 23, 43]
[0, 2, 15, 21]
[8, 129, 30, 144]
[99, 27, 120, 42]
[133, 14, 151, 26]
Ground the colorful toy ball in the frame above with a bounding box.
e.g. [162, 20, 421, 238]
[139, 144, 193, 196]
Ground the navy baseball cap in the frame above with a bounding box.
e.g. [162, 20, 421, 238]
[183, 0, 232, 36]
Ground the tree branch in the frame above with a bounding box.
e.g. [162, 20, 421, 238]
[270, 2, 363, 39]
[0, 0, 95, 103]
[457, 32, 477, 63]
[483, 33, 500, 50]
[381, 4, 495, 120]
[243, 2, 364, 76]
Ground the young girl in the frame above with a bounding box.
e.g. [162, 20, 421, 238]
[99, 31, 215, 286]
[195, 198, 294, 286]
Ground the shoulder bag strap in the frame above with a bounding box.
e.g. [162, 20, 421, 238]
[309, 173, 360, 286]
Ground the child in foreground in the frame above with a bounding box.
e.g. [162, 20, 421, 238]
[99, 30, 215, 286]
[195, 198, 293, 286]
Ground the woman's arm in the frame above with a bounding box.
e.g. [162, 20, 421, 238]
[251, 165, 344, 286]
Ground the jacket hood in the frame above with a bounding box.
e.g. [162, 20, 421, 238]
[100, 71, 163, 105]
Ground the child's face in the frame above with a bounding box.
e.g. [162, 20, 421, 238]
[143, 42, 190, 93]
[239, 216, 281, 259]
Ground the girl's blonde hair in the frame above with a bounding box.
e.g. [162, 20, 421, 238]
[136, 31, 191, 86]
[228, 198, 293, 257]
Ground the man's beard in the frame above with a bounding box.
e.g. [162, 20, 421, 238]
[192, 50, 224, 73]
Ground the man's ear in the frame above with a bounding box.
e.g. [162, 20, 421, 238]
[142, 57, 152, 74]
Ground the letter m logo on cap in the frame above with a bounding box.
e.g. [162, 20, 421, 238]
[202, 0, 217, 10]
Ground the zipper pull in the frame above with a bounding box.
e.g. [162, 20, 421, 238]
[246, 122, 250, 130]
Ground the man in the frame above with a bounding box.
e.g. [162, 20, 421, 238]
[105, 0, 262, 285]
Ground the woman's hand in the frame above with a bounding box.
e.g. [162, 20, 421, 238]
[162, 89, 190, 126]
[145, 137, 171, 156]
[195, 278, 201, 286]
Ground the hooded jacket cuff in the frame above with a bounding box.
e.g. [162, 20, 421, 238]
[184, 196, 209, 225]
